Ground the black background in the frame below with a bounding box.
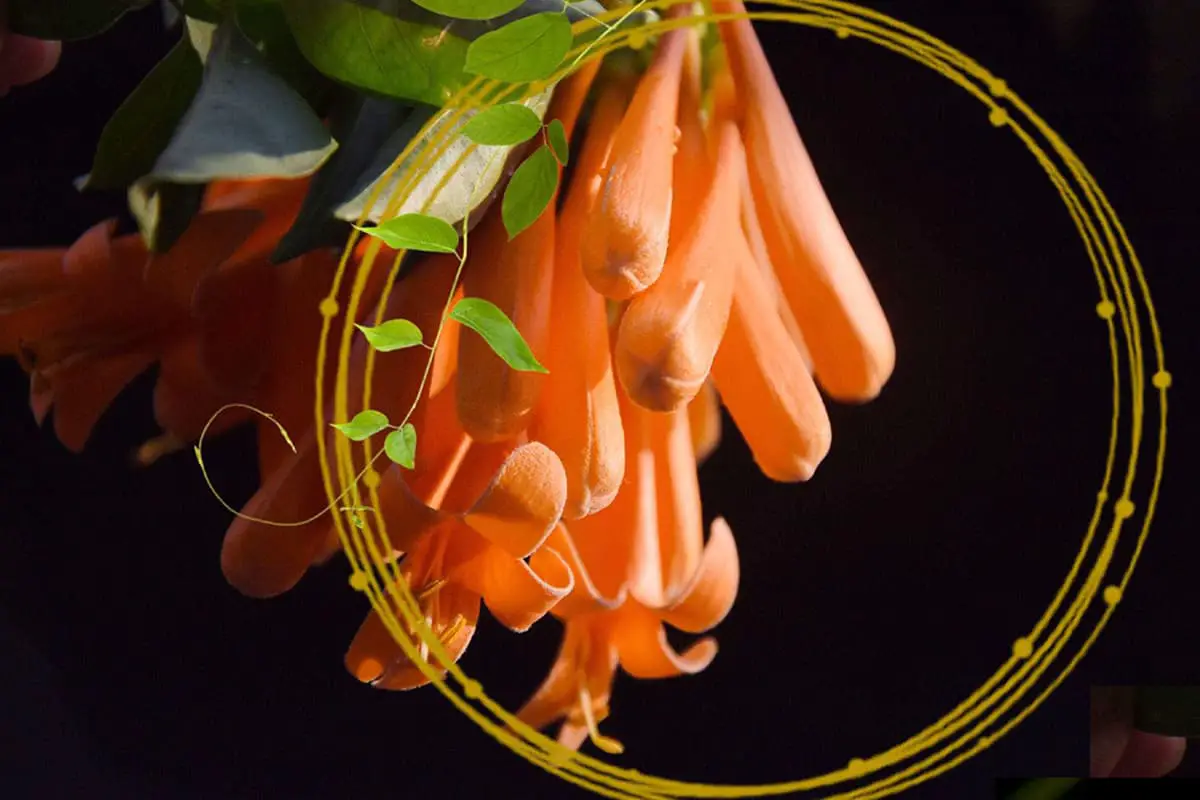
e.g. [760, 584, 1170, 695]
[1, 1, 1198, 798]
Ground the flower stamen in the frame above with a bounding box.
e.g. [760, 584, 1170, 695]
[576, 671, 624, 755]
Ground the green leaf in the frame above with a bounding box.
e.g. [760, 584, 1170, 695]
[331, 410, 391, 441]
[335, 88, 553, 226]
[461, 103, 543, 147]
[127, 180, 205, 253]
[546, 118, 569, 165]
[149, 21, 337, 183]
[82, 39, 204, 191]
[355, 319, 424, 352]
[233, 0, 336, 111]
[6, 0, 149, 40]
[411, 0, 525, 20]
[355, 214, 460, 253]
[464, 12, 573, 83]
[450, 298, 548, 373]
[384, 424, 418, 469]
[501, 144, 558, 240]
[281, 1, 601, 104]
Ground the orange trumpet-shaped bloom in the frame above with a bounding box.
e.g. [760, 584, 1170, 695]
[531, 78, 630, 520]
[581, 26, 688, 300]
[517, 517, 738, 753]
[614, 120, 741, 412]
[345, 442, 574, 690]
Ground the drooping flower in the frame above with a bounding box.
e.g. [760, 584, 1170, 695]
[0, 0, 895, 756]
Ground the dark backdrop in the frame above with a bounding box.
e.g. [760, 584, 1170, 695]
[2, 1, 1198, 798]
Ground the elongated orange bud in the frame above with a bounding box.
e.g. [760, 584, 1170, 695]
[455, 70, 598, 442]
[648, 407, 703, 605]
[533, 81, 630, 519]
[669, 24, 707, 246]
[581, 27, 688, 300]
[456, 178, 554, 443]
[710, 235, 831, 482]
[614, 121, 741, 411]
[716, 1, 894, 401]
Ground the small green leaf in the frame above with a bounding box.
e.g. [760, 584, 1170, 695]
[355, 213, 460, 253]
[502, 144, 558, 239]
[461, 103, 543, 146]
[411, 0, 524, 20]
[546, 118, 569, 165]
[450, 298, 548, 373]
[331, 410, 391, 441]
[384, 424, 418, 469]
[355, 319, 424, 352]
[464, 12, 573, 83]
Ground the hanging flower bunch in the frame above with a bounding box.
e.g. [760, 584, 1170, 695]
[0, 0, 893, 755]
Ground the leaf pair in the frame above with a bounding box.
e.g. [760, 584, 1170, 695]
[332, 411, 417, 470]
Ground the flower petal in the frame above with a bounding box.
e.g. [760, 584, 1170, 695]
[464, 441, 567, 559]
[470, 543, 573, 633]
[662, 517, 739, 634]
[220, 430, 332, 597]
[142, 209, 263, 310]
[345, 583, 481, 691]
[613, 605, 717, 679]
[51, 349, 156, 452]
[546, 523, 626, 619]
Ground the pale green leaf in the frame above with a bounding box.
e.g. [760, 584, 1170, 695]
[450, 298, 548, 373]
[355, 319, 424, 352]
[384, 424, 418, 469]
[502, 144, 558, 239]
[355, 213, 460, 253]
[464, 12, 573, 83]
[331, 410, 391, 441]
[461, 103, 543, 146]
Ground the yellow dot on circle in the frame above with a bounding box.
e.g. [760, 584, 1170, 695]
[349, 572, 369, 591]
[835, 27, 850, 39]
[978, 735, 993, 748]
[989, 79, 1007, 98]
[363, 469, 381, 489]
[1095, 300, 1116, 319]
[1097, 490, 1108, 502]
[1115, 498, 1135, 519]
[462, 679, 482, 699]
[1012, 637, 1033, 659]
[1152, 370, 1172, 389]
[988, 107, 1008, 127]
[628, 30, 646, 50]
[1102, 585, 1122, 606]
[847, 758, 866, 774]
[319, 297, 340, 318]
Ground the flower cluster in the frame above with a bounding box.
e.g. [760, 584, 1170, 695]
[0, 1, 892, 754]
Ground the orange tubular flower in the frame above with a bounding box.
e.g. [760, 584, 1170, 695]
[715, 0, 895, 401]
[345, 441, 573, 690]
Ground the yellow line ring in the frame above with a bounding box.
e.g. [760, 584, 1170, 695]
[310, 1, 1167, 797]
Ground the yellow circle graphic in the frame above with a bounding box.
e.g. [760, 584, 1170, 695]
[313, 2, 1169, 797]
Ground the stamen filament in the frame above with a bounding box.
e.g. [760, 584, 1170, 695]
[576, 672, 624, 755]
